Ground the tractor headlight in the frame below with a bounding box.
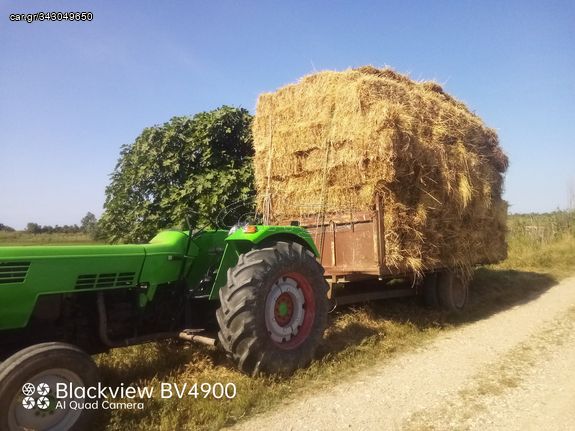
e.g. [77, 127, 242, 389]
[228, 223, 258, 235]
[243, 225, 258, 234]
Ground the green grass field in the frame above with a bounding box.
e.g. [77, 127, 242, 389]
[1, 212, 574, 430]
[0, 231, 97, 246]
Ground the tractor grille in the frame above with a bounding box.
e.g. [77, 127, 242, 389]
[75, 272, 136, 289]
[0, 261, 31, 284]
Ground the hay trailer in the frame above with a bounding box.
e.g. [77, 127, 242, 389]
[0, 226, 329, 431]
[299, 201, 476, 312]
[253, 66, 508, 308]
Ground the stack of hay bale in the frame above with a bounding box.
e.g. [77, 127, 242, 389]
[253, 66, 508, 274]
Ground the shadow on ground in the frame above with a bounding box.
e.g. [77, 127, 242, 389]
[99, 268, 559, 385]
[319, 268, 558, 356]
[91, 268, 560, 430]
[462, 268, 558, 321]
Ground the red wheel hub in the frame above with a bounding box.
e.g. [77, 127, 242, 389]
[274, 292, 294, 326]
[264, 272, 317, 350]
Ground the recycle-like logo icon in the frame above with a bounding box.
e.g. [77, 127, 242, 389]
[37, 383, 50, 396]
[22, 396, 35, 409]
[36, 396, 50, 410]
[22, 383, 35, 397]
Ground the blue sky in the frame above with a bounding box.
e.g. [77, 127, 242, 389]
[0, 0, 574, 229]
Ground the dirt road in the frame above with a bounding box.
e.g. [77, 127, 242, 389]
[230, 276, 575, 431]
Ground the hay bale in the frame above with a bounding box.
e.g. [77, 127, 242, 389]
[253, 66, 508, 273]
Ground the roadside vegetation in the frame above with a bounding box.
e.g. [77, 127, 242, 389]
[1, 211, 573, 430]
[501, 210, 575, 277]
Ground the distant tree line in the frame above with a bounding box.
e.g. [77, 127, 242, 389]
[1, 212, 101, 238]
[24, 223, 82, 234]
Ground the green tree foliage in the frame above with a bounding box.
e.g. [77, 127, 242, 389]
[99, 106, 255, 243]
[80, 211, 100, 238]
[0, 223, 15, 232]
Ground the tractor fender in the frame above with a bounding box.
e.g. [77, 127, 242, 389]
[208, 226, 319, 300]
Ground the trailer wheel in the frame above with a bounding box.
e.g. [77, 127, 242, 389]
[216, 241, 329, 376]
[437, 271, 469, 313]
[0, 342, 99, 431]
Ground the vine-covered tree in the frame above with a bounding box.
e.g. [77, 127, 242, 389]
[99, 106, 255, 243]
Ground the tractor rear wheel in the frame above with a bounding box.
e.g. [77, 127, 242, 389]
[437, 271, 469, 314]
[216, 241, 329, 376]
[0, 342, 99, 431]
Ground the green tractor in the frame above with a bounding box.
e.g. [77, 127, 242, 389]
[0, 225, 329, 430]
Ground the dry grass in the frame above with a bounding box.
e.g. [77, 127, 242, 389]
[253, 66, 508, 274]
[92, 255, 569, 431]
[95, 306, 444, 431]
[93, 215, 573, 431]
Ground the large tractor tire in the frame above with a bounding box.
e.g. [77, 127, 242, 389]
[216, 241, 329, 376]
[437, 271, 469, 314]
[0, 342, 99, 431]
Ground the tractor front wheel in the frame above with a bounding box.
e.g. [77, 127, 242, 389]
[216, 241, 329, 375]
[0, 342, 99, 431]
